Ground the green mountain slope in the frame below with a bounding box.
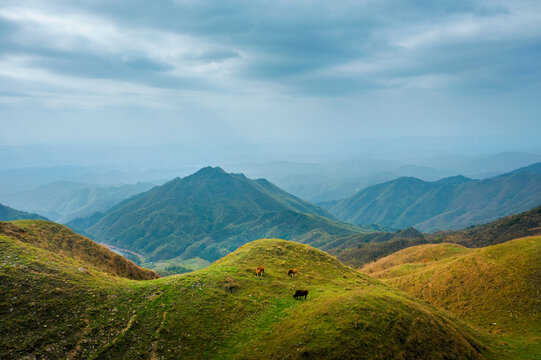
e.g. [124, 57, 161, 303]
[0, 181, 155, 224]
[0, 203, 48, 221]
[0, 220, 158, 280]
[430, 204, 541, 247]
[330, 163, 541, 232]
[329, 204, 541, 268]
[0, 233, 497, 359]
[360, 237, 541, 358]
[70, 167, 368, 265]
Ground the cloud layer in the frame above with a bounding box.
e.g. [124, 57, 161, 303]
[1, 0, 540, 145]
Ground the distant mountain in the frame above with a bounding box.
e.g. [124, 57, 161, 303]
[0, 203, 48, 221]
[495, 161, 541, 177]
[329, 203, 541, 268]
[330, 163, 541, 232]
[227, 160, 457, 203]
[278, 165, 456, 203]
[226, 153, 541, 203]
[0, 181, 155, 223]
[70, 167, 368, 263]
[416, 151, 541, 178]
[0, 164, 195, 194]
[429, 204, 541, 248]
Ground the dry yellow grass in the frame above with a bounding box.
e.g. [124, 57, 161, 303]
[1, 220, 158, 280]
[360, 237, 541, 358]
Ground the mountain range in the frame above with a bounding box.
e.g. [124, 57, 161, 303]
[328, 162, 541, 232]
[69, 167, 372, 266]
[329, 204, 541, 268]
[0, 181, 155, 224]
[227, 152, 541, 202]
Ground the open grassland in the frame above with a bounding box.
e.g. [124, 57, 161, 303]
[1, 220, 158, 280]
[361, 238, 541, 359]
[0, 228, 498, 359]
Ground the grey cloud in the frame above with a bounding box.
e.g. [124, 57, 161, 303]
[0, 0, 540, 147]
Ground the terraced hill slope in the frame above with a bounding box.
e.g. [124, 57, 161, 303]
[0, 233, 494, 359]
[361, 238, 541, 358]
[69, 167, 370, 267]
[0, 220, 158, 280]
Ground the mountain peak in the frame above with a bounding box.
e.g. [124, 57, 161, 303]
[193, 166, 226, 176]
[498, 161, 541, 177]
[434, 175, 473, 186]
[72, 167, 360, 263]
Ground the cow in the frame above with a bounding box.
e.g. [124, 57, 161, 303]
[256, 266, 264, 276]
[287, 269, 299, 277]
[293, 290, 308, 300]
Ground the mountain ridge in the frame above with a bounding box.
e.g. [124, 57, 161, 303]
[326, 203, 541, 268]
[0, 203, 48, 222]
[0, 181, 156, 224]
[329, 162, 541, 232]
[69, 167, 370, 266]
[0, 220, 158, 280]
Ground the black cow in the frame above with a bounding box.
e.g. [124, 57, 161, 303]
[293, 289, 308, 300]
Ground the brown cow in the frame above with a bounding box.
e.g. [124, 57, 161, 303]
[256, 266, 264, 276]
[293, 290, 308, 300]
[287, 269, 298, 277]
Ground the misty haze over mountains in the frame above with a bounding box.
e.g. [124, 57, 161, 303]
[2, 143, 540, 203]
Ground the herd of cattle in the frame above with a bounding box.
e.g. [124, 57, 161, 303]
[255, 266, 309, 300]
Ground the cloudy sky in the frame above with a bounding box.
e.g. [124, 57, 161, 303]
[1, 0, 540, 151]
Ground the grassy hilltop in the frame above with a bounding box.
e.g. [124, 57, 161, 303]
[361, 237, 541, 358]
[1, 220, 494, 360]
[1, 220, 159, 280]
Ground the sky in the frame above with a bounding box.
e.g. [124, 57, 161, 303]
[1, 0, 541, 157]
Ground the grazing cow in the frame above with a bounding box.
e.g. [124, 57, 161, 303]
[256, 266, 264, 276]
[293, 290, 308, 300]
[287, 269, 299, 277]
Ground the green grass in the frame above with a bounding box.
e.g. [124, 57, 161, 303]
[1, 220, 158, 280]
[0, 232, 499, 359]
[361, 237, 541, 358]
[143, 256, 211, 276]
